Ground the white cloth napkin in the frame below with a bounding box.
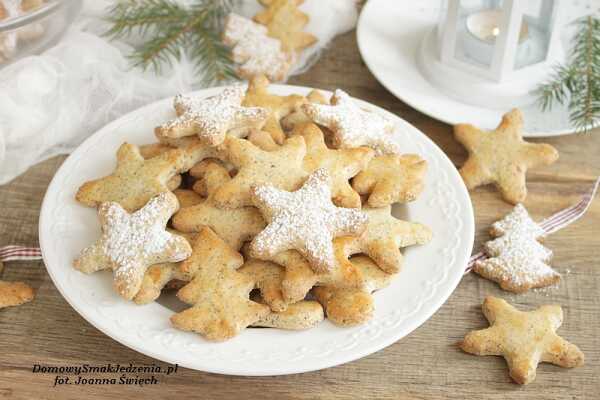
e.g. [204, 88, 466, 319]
[0, 0, 357, 184]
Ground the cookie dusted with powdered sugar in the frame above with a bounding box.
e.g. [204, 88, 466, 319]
[302, 89, 402, 155]
[223, 13, 292, 82]
[248, 168, 368, 273]
[474, 204, 560, 293]
[73, 192, 192, 300]
[155, 86, 268, 145]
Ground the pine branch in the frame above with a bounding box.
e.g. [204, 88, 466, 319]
[105, 0, 238, 86]
[535, 15, 600, 132]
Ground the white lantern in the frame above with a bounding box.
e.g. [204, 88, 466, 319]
[418, 0, 565, 109]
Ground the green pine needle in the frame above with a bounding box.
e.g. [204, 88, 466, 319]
[536, 15, 600, 133]
[105, 0, 238, 86]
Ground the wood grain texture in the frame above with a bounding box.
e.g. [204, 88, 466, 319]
[0, 31, 599, 400]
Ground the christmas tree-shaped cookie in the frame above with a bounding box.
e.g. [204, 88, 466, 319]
[474, 204, 560, 293]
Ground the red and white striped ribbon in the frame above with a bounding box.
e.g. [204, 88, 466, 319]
[465, 177, 600, 275]
[0, 245, 43, 262]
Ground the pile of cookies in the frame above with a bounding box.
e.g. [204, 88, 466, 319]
[222, 0, 317, 82]
[73, 75, 431, 341]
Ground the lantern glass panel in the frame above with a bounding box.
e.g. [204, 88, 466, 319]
[513, 0, 554, 69]
[452, 0, 507, 69]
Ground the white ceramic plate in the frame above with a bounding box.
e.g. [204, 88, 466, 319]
[357, 0, 599, 137]
[39, 85, 474, 376]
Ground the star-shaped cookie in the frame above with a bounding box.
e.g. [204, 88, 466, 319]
[150, 133, 229, 174]
[340, 206, 432, 273]
[269, 238, 366, 304]
[173, 189, 203, 209]
[474, 204, 560, 293]
[243, 75, 305, 144]
[171, 228, 270, 341]
[302, 89, 401, 155]
[133, 262, 184, 305]
[132, 230, 196, 305]
[73, 192, 192, 300]
[0, 280, 35, 308]
[352, 154, 427, 207]
[75, 143, 187, 212]
[249, 168, 368, 272]
[313, 255, 393, 326]
[213, 135, 308, 208]
[155, 86, 268, 145]
[188, 158, 234, 195]
[454, 108, 559, 204]
[0, 260, 35, 308]
[239, 258, 287, 312]
[252, 297, 324, 330]
[460, 296, 584, 385]
[247, 129, 280, 151]
[281, 89, 328, 131]
[253, 0, 317, 53]
[172, 161, 266, 250]
[293, 123, 374, 208]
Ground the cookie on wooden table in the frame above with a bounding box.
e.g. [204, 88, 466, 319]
[454, 108, 559, 204]
[460, 296, 584, 385]
[474, 204, 560, 293]
[0, 260, 35, 308]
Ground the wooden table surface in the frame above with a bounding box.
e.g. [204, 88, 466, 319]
[0, 30, 599, 400]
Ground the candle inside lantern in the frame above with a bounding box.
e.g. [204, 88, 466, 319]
[462, 9, 530, 66]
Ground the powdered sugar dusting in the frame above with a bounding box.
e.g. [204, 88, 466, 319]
[159, 85, 267, 143]
[77, 192, 191, 298]
[223, 13, 291, 81]
[302, 89, 401, 156]
[475, 204, 559, 289]
[250, 168, 367, 271]
[491, 204, 546, 239]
